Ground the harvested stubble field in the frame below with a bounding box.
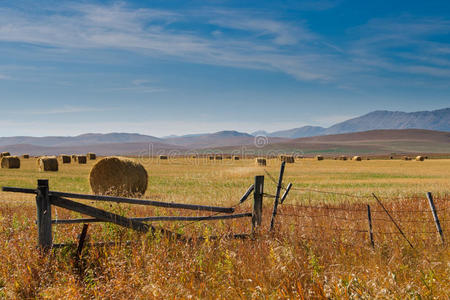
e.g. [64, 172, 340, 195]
[0, 157, 449, 298]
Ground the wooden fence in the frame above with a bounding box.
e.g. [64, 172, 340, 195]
[2, 175, 266, 250]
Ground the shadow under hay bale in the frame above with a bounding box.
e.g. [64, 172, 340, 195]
[89, 156, 148, 197]
[1, 156, 20, 169]
[255, 157, 266, 166]
[77, 155, 87, 164]
[61, 155, 71, 164]
[38, 156, 58, 171]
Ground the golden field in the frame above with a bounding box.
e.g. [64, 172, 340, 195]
[0, 157, 449, 298]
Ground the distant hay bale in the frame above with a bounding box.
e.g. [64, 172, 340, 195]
[279, 155, 295, 163]
[255, 157, 266, 166]
[415, 155, 424, 161]
[366, 157, 371, 160]
[1, 152, 10, 157]
[38, 156, 58, 171]
[315, 155, 324, 161]
[402, 156, 411, 161]
[232, 156, 240, 160]
[77, 155, 87, 164]
[191, 155, 197, 159]
[87, 153, 96, 160]
[72, 154, 78, 162]
[89, 156, 148, 197]
[215, 156, 222, 160]
[352, 156, 362, 161]
[339, 155, 348, 161]
[208, 156, 214, 160]
[224, 155, 232, 159]
[22, 154, 30, 159]
[61, 155, 71, 164]
[1, 156, 20, 169]
[389, 156, 394, 159]
[159, 155, 168, 160]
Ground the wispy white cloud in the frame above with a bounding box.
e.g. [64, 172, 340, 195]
[5, 106, 110, 115]
[0, 3, 449, 87]
[0, 73, 10, 79]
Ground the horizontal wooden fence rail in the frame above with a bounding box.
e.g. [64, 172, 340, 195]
[53, 212, 253, 224]
[2, 187, 235, 213]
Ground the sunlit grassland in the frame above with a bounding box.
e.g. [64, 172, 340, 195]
[0, 157, 449, 298]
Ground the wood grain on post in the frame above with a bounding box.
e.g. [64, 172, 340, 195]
[36, 179, 52, 249]
[252, 175, 264, 233]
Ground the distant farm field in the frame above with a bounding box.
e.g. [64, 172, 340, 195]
[0, 157, 449, 298]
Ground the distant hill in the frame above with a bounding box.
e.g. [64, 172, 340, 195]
[262, 108, 450, 138]
[0, 133, 163, 147]
[240, 129, 450, 154]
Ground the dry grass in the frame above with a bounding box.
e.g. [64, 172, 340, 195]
[0, 157, 449, 298]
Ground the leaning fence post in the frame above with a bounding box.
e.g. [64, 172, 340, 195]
[426, 192, 444, 245]
[252, 176, 264, 233]
[367, 205, 374, 248]
[36, 179, 52, 250]
[270, 162, 286, 232]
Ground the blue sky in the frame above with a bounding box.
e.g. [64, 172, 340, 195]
[0, 0, 449, 137]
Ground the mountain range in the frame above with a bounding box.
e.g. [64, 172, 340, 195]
[0, 108, 448, 155]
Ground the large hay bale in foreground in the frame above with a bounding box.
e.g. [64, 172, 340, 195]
[87, 153, 96, 160]
[77, 155, 87, 164]
[22, 154, 30, 159]
[38, 156, 58, 171]
[352, 156, 362, 161]
[315, 155, 324, 161]
[61, 155, 71, 164]
[89, 157, 148, 197]
[255, 157, 266, 166]
[415, 155, 424, 161]
[280, 155, 295, 163]
[1, 156, 20, 169]
[1, 152, 10, 157]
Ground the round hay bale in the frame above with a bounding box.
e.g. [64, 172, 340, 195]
[415, 155, 424, 161]
[315, 155, 324, 161]
[1, 156, 20, 169]
[89, 157, 148, 197]
[232, 156, 240, 160]
[352, 156, 362, 161]
[402, 156, 411, 161]
[61, 154, 71, 164]
[208, 156, 214, 160]
[255, 157, 266, 166]
[22, 154, 30, 159]
[389, 156, 394, 159]
[159, 155, 168, 160]
[339, 155, 348, 161]
[1, 152, 11, 158]
[215, 156, 222, 160]
[280, 155, 295, 163]
[38, 156, 58, 171]
[87, 153, 96, 160]
[72, 154, 78, 162]
[77, 155, 87, 164]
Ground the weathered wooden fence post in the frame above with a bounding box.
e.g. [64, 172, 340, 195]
[252, 175, 264, 233]
[367, 204, 374, 248]
[36, 179, 52, 250]
[270, 161, 286, 231]
[426, 192, 444, 245]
